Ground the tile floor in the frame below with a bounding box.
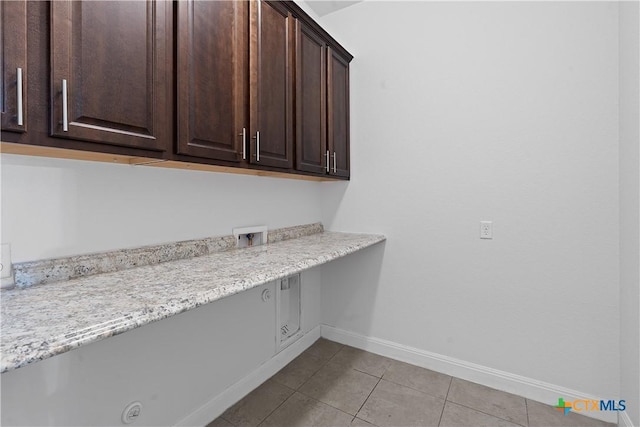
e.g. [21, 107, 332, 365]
[207, 339, 615, 427]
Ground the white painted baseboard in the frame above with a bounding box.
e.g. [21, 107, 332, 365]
[321, 325, 618, 424]
[619, 411, 637, 427]
[176, 325, 321, 427]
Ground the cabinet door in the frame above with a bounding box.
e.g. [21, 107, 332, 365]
[50, 1, 170, 151]
[249, 0, 294, 169]
[1, 0, 27, 133]
[327, 47, 350, 178]
[176, 0, 248, 162]
[295, 20, 326, 175]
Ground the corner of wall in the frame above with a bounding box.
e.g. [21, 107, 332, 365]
[618, 1, 640, 425]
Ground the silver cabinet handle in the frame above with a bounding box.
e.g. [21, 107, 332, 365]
[256, 131, 260, 162]
[333, 151, 337, 173]
[325, 150, 330, 172]
[62, 79, 68, 132]
[239, 127, 246, 160]
[16, 68, 23, 126]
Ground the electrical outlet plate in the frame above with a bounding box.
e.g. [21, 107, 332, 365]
[0, 244, 15, 289]
[480, 221, 493, 239]
[233, 225, 268, 248]
[121, 401, 142, 424]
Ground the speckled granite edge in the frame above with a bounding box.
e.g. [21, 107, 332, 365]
[1, 231, 386, 373]
[12, 223, 324, 288]
[268, 222, 324, 243]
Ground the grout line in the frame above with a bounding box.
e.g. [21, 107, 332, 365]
[294, 359, 331, 391]
[293, 343, 350, 391]
[356, 376, 382, 418]
[444, 377, 528, 427]
[222, 415, 237, 427]
[293, 364, 379, 419]
[223, 346, 544, 427]
[353, 414, 381, 427]
[436, 377, 453, 426]
[326, 344, 346, 363]
[528, 400, 616, 427]
[444, 400, 528, 427]
[296, 388, 359, 418]
[444, 376, 453, 400]
[220, 415, 236, 426]
[377, 375, 450, 400]
[256, 389, 296, 427]
[352, 367, 383, 379]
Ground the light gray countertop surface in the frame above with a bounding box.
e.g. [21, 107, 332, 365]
[0, 232, 385, 373]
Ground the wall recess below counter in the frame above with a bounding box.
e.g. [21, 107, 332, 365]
[1, 224, 385, 373]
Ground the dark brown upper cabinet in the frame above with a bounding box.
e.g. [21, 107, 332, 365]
[1, 0, 27, 133]
[50, 0, 171, 151]
[2, 1, 351, 180]
[328, 47, 350, 178]
[249, 0, 294, 169]
[295, 19, 327, 175]
[293, 15, 351, 179]
[176, 0, 248, 162]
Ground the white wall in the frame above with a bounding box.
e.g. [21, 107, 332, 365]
[0, 146, 327, 423]
[0, 0, 631, 423]
[319, 0, 620, 402]
[1, 268, 323, 426]
[619, 1, 640, 425]
[0, 154, 323, 262]
[1, 281, 276, 426]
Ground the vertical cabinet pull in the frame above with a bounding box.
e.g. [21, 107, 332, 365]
[62, 79, 69, 132]
[16, 68, 23, 126]
[333, 151, 337, 173]
[325, 150, 330, 172]
[239, 128, 246, 160]
[251, 132, 260, 162]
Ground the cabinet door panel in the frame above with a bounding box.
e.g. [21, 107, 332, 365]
[50, 1, 170, 151]
[328, 47, 350, 178]
[1, 0, 27, 133]
[250, 0, 293, 169]
[295, 20, 326, 175]
[177, 0, 248, 162]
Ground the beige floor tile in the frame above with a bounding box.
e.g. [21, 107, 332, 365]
[358, 379, 445, 427]
[330, 346, 393, 377]
[221, 379, 294, 427]
[299, 362, 380, 415]
[447, 379, 528, 426]
[440, 401, 522, 427]
[304, 338, 344, 360]
[527, 399, 616, 427]
[206, 417, 234, 427]
[271, 351, 327, 390]
[215, 346, 620, 427]
[260, 392, 353, 427]
[382, 359, 452, 399]
[351, 417, 377, 426]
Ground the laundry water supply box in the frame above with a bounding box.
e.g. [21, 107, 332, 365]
[277, 274, 301, 350]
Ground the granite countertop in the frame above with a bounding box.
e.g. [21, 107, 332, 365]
[0, 232, 385, 373]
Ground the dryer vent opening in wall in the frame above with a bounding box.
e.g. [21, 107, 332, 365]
[278, 274, 301, 351]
